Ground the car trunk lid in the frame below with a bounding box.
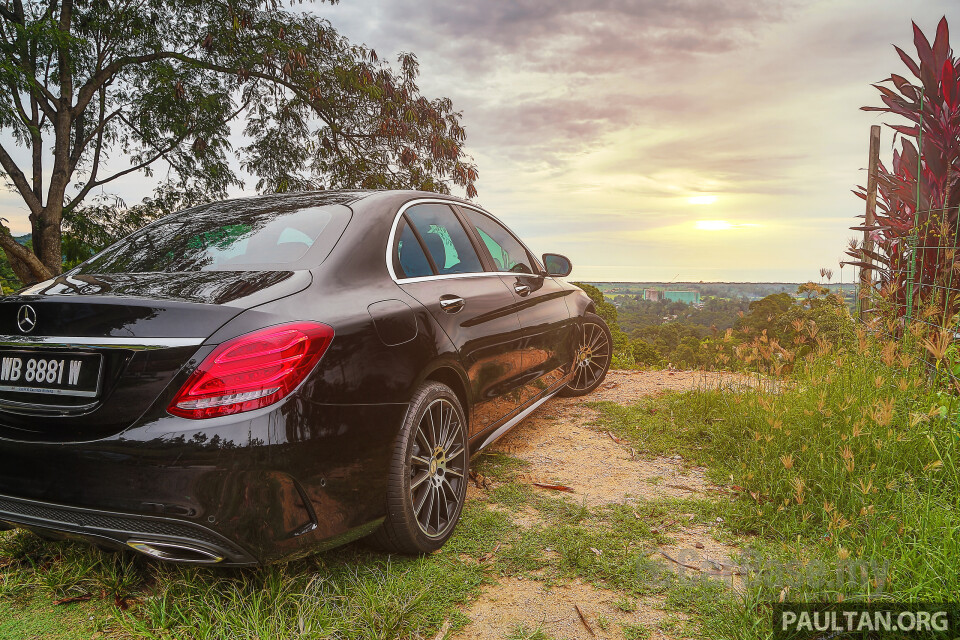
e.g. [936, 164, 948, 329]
[0, 270, 311, 441]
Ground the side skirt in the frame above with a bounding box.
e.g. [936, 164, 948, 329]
[473, 390, 560, 453]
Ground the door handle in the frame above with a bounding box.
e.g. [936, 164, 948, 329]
[439, 295, 465, 313]
[514, 284, 531, 297]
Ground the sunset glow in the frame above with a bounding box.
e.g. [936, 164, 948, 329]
[694, 220, 734, 231]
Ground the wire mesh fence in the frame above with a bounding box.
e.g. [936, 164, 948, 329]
[850, 201, 960, 391]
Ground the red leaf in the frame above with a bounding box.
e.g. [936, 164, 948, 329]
[943, 59, 955, 106]
[889, 124, 920, 137]
[895, 45, 922, 79]
[933, 16, 950, 68]
[913, 21, 936, 70]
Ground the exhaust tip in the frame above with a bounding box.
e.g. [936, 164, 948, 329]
[127, 539, 224, 564]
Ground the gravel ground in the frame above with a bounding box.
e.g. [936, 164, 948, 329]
[454, 369, 747, 640]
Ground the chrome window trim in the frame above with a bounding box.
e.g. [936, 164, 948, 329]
[395, 271, 534, 284]
[0, 336, 205, 350]
[386, 198, 544, 283]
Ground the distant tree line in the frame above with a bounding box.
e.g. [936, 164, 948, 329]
[573, 282, 852, 371]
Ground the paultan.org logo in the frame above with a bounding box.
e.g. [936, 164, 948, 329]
[773, 603, 959, 639]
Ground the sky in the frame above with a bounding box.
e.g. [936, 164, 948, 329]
[0, 0, 956, 282]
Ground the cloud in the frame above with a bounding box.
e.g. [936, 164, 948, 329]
[335, 0, 794, 73]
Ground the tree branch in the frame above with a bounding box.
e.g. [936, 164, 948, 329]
[64, 133, 190, 212]
[74, 50, 188, 115]
[69, 107, 122, 172]
[0, 141, 42, 214]
[0, 228, 51, 283]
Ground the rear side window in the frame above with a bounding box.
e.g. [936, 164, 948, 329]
[393, 219, 433, 278]
[404, 204, 484, 275]
[77, 204, 350, 273]
[462, 209, 536, 274]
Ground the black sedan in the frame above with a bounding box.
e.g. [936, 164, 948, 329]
[0, 190, 611, 564]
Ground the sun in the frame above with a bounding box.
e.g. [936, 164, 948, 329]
[688, 195, 718, 205]
[695, 220, 733, 231]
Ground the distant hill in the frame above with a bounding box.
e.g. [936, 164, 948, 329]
[13, 234, 30, 245]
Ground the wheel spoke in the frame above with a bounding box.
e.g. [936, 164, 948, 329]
[446, 445, 465, 461]
[415, 426, 431, 454]
[426, 404, 438, 448]
[588, 328, 604, 351]
[432, 485, 442, 532]
[439, 483, 451, 525]
[421, 482, 436, 522]
[445, 467, 464, 479]
[411, 470, 431, 490]
[411, 455, 431, 467]
[441, 476, 457, 496]
[414, 482, 431, 515]
[439, 405, 452, 449]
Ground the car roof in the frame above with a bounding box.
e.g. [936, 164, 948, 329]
[173, 189, 484, 218]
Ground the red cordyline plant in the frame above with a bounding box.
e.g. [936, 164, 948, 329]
[851, 17, 960, 325]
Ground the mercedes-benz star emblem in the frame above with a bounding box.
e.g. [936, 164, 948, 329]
[17, 304, 37, 334]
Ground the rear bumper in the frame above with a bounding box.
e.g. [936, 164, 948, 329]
[0, 493, 257, 565]
[0, 401, 408, 564]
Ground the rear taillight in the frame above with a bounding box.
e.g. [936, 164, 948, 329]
[168, 322, 334, 420]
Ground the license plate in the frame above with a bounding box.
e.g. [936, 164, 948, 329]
[0, 351, 103, 398]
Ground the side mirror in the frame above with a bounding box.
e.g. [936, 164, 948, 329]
[542, 253, 572, 277]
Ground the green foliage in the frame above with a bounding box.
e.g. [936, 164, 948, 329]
[737, 293, 794, 337]
[630, 339, 661, 367]
[615, 295, 749, 335]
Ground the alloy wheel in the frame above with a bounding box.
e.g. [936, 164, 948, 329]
[409, 398, 466, 538]
[569, 322, 611, 391]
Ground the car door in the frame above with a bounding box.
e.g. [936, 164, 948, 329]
[392, 202, 525, 437]
[457, 206, 576, 406]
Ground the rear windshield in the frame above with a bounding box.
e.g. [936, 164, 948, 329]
[75, 203, 351, 273]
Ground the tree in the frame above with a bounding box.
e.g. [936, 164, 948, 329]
[0, 0, 478, 283]
[630, 338, 660, 367]
[737, 292, 794, 337]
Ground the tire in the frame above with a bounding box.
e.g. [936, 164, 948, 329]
[558, 312, 613, 397]
[366, 381, 469, 554]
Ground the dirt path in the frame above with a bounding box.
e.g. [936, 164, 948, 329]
[454, 369, 747, 640]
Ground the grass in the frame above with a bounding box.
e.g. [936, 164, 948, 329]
[0, 471, 701, 638]
[2, 328, 955, 638]
[588, 329, 960, 637]
[0, 502, 504, 639]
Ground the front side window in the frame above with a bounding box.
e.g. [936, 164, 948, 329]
[404, 204, 484, 275]
[463, 209, 536, 274]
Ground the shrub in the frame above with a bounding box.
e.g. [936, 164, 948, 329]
[854, 17, 960, 321]
[630, 339, 661, 367]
